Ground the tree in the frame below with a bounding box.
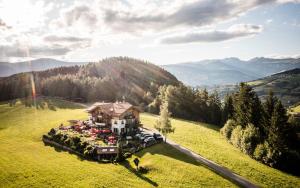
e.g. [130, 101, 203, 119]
[222, 94, 234, 124]
[207, 90, 222, 126]
[220, 119, 236, 140]
[268, 100, 288, 150]
[234, 83, 263, 129]
[262, 90, 277, 138]
[155, 100, 174, 142]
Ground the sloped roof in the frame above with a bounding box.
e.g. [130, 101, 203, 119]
[86, 102, 139, 117]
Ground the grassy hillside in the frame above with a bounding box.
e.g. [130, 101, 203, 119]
[247, 68, 300, 106]
[141, 113, 300, 188]
[292, 105, 300, 113]
[0, 98, 234, 187]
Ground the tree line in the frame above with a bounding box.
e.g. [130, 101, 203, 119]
[221, 83, 299, 175]
[148, 83, 299, 175]
[0, 57, 178, 107]
[148, 84, 223, 126]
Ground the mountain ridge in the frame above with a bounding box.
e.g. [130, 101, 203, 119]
[162, 57, 300, 86]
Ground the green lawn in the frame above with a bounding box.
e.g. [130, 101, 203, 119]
[0, 99, 235, 188]
[291, 104, 300, 113]
[141, 113, 300, 188]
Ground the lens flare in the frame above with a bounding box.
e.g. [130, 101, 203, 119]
[24, 45, 37, 107]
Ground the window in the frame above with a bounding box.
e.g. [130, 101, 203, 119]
[109, 149, 114, 152]
[114, 128, 118, 133]
[114, 120, 117, 124]
[102, 149, 107, 152]
[121, 128, 125, 133]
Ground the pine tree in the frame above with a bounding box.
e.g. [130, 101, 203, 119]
[262, 90, 277, 138]
[155, 100, 174, 142]
[234, 83, 262, 128]
[268, 100, 288, 149]
[208, 90, 222, 125]
[222, 94, 234, 124]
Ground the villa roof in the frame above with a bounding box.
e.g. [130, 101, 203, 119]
[86, 102, 139, 117]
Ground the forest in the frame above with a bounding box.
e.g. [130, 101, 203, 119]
[149, 83, 300, 175]
[0, 57, 179, 107]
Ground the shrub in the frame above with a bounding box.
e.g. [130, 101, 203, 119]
[240, 123, 260, 156]
[220, 119, 236, 140]
[53, 132, 63, 143]
[123, 152, 132, 158]
[138, 166, 149, 174]
[48, 128, 56, 136]
[83, 145, 94, 158]
[254, 143, 268, 161]
[230, 125, 243, 149]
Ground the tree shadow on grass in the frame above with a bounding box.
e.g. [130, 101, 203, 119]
[119, 160, 158, 187]
[135, 142, 200, 166]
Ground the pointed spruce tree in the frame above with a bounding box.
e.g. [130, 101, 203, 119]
[222, 94, 235, 124]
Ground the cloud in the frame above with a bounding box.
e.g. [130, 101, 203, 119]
[266, 19, 273, 24]
[0, 19, 11, 29]
[100, 0, 277, 33]
[0, 44, 71, 58]
[52, 4, 98, 32]
[43, 35, 91, 43]
[160, 24, 263, 44]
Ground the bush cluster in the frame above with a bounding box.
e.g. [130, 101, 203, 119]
[45, 129, 96, 159]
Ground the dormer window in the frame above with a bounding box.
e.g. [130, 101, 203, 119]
[114, 120, 117, 124]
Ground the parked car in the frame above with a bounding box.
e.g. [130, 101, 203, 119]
[153, 133, 164, 142]
[144, 137, 156, 143]
[144, 138, 156, 147]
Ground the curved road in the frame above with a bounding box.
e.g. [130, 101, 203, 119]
[166, 139, 259, 188]
[142, 127, 259, 188]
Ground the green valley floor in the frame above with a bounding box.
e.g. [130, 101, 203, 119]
[0, 99, 235, 188]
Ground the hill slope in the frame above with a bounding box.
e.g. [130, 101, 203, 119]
[141, 113, 300, 187]
[163, 57, 300, 86]
[0, 58, 88, 77]
[0, 99, 234, 187]
[247, 68, 300, 105]
[0, 57, 179, 106]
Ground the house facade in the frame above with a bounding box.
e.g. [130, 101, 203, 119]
[86, 101, 140, 135]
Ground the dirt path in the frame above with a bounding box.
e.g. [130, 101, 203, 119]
[166, 139, 258, 188]
[141, 127, 258, 188]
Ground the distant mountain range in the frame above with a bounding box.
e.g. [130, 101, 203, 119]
[0, 58, 88, 77]
[162, 57, 300, 86]
[2, 57, 300, 87]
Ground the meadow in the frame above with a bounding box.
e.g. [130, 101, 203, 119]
[141, 113, 300, 188]
[0, 99, 234, 188]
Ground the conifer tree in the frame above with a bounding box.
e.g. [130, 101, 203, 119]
[222, 94, 234, 124]
[262, 90, 277, 138]
[234, 83, 262, 128]
[268, 100, 288, 150]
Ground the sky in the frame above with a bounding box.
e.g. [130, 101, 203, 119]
[0, 0, 300, 65]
